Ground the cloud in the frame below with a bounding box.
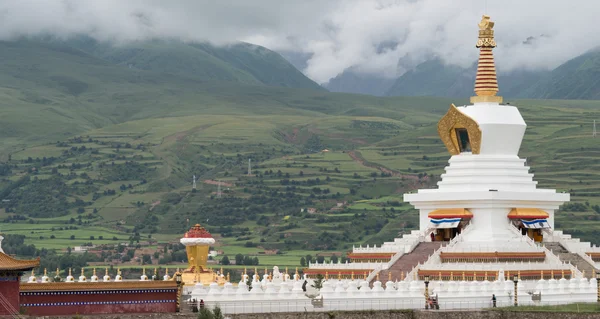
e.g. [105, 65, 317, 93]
[0, 0, 598, 84]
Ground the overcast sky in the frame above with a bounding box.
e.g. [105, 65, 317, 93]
[0, 0, 597, 84]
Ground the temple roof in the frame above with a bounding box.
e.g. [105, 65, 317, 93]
[0, 252, 40, 271]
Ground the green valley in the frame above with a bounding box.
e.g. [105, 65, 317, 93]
[0, 39, 600, 271]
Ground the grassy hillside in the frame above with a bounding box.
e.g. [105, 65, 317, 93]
[527, 50, 600, 99]
[64, 37, 323, 90]
[1, 38, 600, 270]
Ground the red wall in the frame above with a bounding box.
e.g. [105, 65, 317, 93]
[0, 275, 20, 316]
[20, 288, 177, 316]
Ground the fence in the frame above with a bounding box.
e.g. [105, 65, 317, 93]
[194, 298, 599, 315]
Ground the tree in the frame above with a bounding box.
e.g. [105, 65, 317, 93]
[89, 236, 95, 240]
[312, 274, 324, 289]
[235, 254, 244, 265]
[331, 255, 339, 264]
[70, 235, 75, 240]
[221, 256, 230, 265]
[300, 257, 306, 267]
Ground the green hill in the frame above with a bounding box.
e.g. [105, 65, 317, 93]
[1, 38, 600, 269]
[527, 50, 600, 99]
[64, 37, 324, 90]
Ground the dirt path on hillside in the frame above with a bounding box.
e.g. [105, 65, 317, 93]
[152, 124, 215, 181]
[347, 150, 428, 190]
[203, 180, 233, 187]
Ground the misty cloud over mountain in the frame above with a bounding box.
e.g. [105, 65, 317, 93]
[1, 0, 598, 84]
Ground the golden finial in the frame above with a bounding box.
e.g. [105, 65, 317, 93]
[220, 266, 224, 275]
[484, 271, 488, 281]
[105, 267, 109, 275]
[117, 267, 121, 275]
[93, 268, 96, 276]
[506, 271, 510, 280]
[44, 268, 47, 276]
[551, 269, 554, 279]
[401, 272, 404, 281]
[264, 267, 267, 276]
[227, 273, 230, 282]
[81, 268, 84, 277]
[438, 272, 442, 281]
[269, 272, 273, 282]
[338, 272, 341, 280]
[388, 272, 392, 282]
[255, 267, 258, 276]
[462, 271, 465, 281]
[541, 270, 544, 279]
[31, 269, 34, 276]
[450, 272, 453, 281]
[561, 269, 565, 279]
[325, 272, 329, 280]
[351, 271, 354, 280]
[165, 268, 169, 276]
[471, 15, 502, 104]
[56, 268, 59, 276]
[285, 267, 288, 276]
[68, 268, 72, 276]
[142, 268, 146, 276]
[518, 271, 521, 280]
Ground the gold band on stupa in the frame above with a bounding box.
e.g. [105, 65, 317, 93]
[471, 15, 502, 104]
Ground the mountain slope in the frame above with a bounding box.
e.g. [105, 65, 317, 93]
[526, 50, 600, 100]
[385, 58, 547, 99]
[64, 37, 324, 90]
[325, 70, 396, 96]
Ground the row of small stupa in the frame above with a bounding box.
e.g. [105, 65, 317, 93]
[27, 267, 179, 283]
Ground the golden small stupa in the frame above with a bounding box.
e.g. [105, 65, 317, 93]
[179, 223, 227, 286]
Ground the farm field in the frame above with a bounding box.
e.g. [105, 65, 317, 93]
[2, 93, 600, 270]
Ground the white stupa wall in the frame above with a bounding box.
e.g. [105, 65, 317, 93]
[458, 103, 526, 156]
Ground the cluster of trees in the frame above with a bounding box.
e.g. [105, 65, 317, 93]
[225, 254, 259, 266]
[300, 254, 346, 267]
[2, 176, 90, 217]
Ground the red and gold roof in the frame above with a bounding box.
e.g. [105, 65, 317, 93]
[184, 224, 213, 239]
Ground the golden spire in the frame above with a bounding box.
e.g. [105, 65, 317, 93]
[44, 268, 47, 276]
[471, 15, 502, 104]
[93, 268, 96, 276]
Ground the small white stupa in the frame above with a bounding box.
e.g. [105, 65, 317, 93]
[103, 267, 111, 282]
[65, 268, 75, 282]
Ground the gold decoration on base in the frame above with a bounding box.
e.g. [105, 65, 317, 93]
[437, 104, 482, 155]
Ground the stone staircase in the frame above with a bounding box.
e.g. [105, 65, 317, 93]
[544, 242, 597, 279]
[374, 242, 445, 284]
